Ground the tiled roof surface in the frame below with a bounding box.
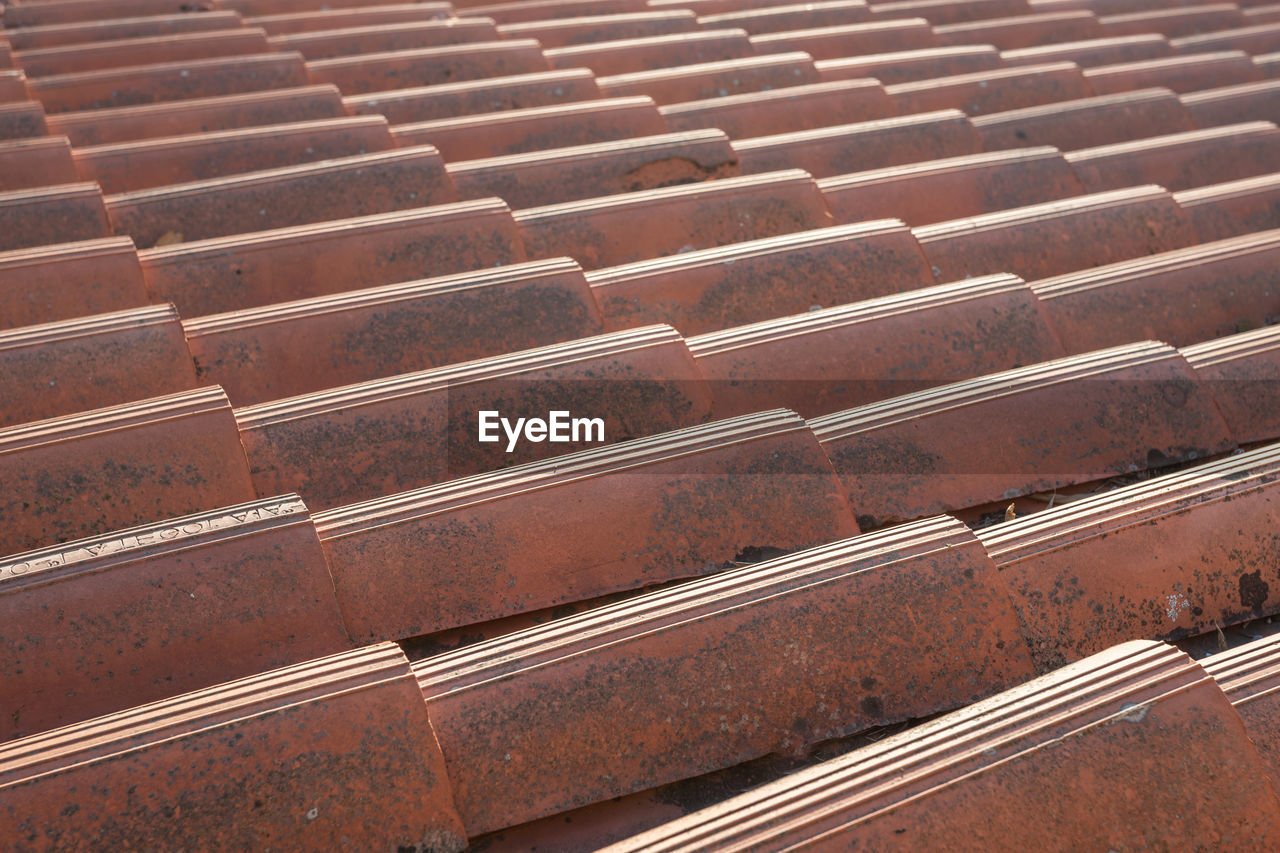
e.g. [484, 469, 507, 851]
[2, 0, 1280, 848]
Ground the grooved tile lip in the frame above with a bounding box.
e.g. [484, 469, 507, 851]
[0, 182, 102, 208]
[657, 78, 884, 115]
[885, 60, 1083, 93]
[14, 27, 270, 65]
[731, 108, 968, 151]
[305, 38, 544, 71]
[103, 145, 441, 205]
[394, 94, 656, 133]
[232, 324, 685, 428]
[1171, 22, 1280, 48]
[6, 11, 245, 46]
[1174, 171, 1280, 204]
[27, 52, 304, 88]
[1085, 47, 1252, 76]
[934, 8, 1099, 32]
[817, 43, 998, 67]
[809, 340, 1176, 439]
[1001, 33, 1170, 61]
[1182, 323, 1280, 366]
[685, 273, 1026, 356]
[1063, 121, 1277, 162]
[513, 168, 815, 219]
[0, 303, 178, 352]
[0, 643, 409, 781]
[183, 258, 584, 335]
[1099, 2, 1242, 24]
[1181, 77, 1280, 103]
[244, 2, 454, 28]
[139, 198, 512, 261]
[46, 83, 343, 123]
[0, 236, 137, 271]
[500, 10, 699, 34]
[586, 221, 907, 287]
[817, 146, 1063, 190]
[595, 51, 817, 87]
[1031, 228, 1280, 297]
[0, 386, 231, 453]
[74, 114, 389, 159]
[344, 67, 598, 109]
[913, 185, 1171, 242]
[605, 640, 1201, 852]
[446, 128, 730, 172]
[749, 16, 932, 43]
[976, 442, 1280, 562]
[1203, 634, 1280, 701]
[411, 515, 973, 691]
[970, 86, 1179, 125]
[314, 408, 807, 537]
[543, 26, 752, 57]
[698, 0, 869, 26]
[268, 17, 499, 44]
[0, 494, 311, 591]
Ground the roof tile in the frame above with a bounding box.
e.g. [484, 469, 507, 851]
[15, 28, 273, 78]
[659, 80, 897, 138]
[233, 324, 712, 508]
[104, 145, 458, 249]
[545, 29, 755, 76]
[1, 0, 218, 28]
[0, 182, 111, 252]
[1171, 22, 1280, 54]
[1181, 78, 1280, 127]
[0, 135, 78, 190]
[471, 0, 648, 24]
[1084, 49, 1264, 93]
[345, 68, 602, 124]
[0, 386, 256, 556]
[812, 341, 1235, 525]
[934, 10, 1105, 48]
[0, 644, 467, 851]
[973, 87, 1196, 149]
[0, 101, 49, 140]
[816, 44, 1002, 83]
[1000, 32, 1172, 66]
[597, 52, 821, 104]
[498, 11, 700, 48]
[514, 169, 835, 268]
[750, 18, 938, 59]
[140, 198, 526, 315]
[1066, 122, 1280, 192]
[5, 11, 246, 51]
[183, 258, 603, 405]
[244, 3, 455, 36]
[868, 0, 1031, 24]
[1182, 324, 1280, 443]
[268, 19, 500, 61]
[818, 146, 1086, 227]
[0, 238, 147, 330]
[413, 515, 1034, 836]
[698, 1, 871, 35]
[886, 61, 1094, 115]
[1174, 171, 1280, 241]
[448, 130, 739, 208]
[589, 221, 935, 334]
[1204, 632, 1280, 788]
[315, 408, 859, 641]
[0, 304, 197, 428]
[686, 274, 1064, 417]
[307, 40, 550, 95]
[0, 493, 351, 740]
[1099, 3, 1249, 37]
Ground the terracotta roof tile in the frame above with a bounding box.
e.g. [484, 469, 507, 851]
[980, 442, 1280, 670]
[267, 18, 500, 61]
[470, 0, 647, 24]
[0, 182, 110, 251]
[817, 146, 1086, 226]
[233, 324, 711, 508]
[448, 130, 739, 208]
[315, 408, 859, 642]
[545, 29, 756, 76]
[498, 11, 699, 48]
[886, 61, 1094, 114]
[243, 3, 455, 36]
[14, 28, 272, 78]
[0, 493, 351, 740]
[658, 79, 897, 137]
[104, 145, 458, 249]
[1253, 49, 1280, 76]
[43, 84, 346, 146]
[218, 0, 450, 14]
[183, 258, 603, 405]
[0, 70, 31, 103]
[413, 515, 1034, 836]
[392, 96, 668, 159]
[1000, 32, 1172, 65]
[1204, 632, 1280, 788]
[513, 169, 835, 268]
[686, 273, 1064, 417]
[733, 109, 982, 178]
[140, 198, 526, 315]
[1, 0, 216, 29]
[0, 134, 78, 189]
[868, 0, 1031, 24]
[914, 185, 1197, 281]
[934, 10, 1105, 48]
[596, 52, 822, 104]
[1171, 21, 1280, 53]
[306, 40, 550, 95]
[646, 0, 795, 15]
[0, 304, 197, 428]
[73, 114, 395, 193]
[0, 643, 467, 851]
[698, 1, 872, 35]
[1084, 49, 1264, 93]
[1181, 78, 1280, 126]
[1174, 171, 1280, 240]
[1031, 229, 1280, 350]
[1247, 2, 1280, 23]
[28, 52, 311, 113]
[1099, 2, 1250, 37]
[0, 386, 256, 556]
[816, 44, 1002, 83]
[345, 68, 602, 124]
[603, 640, 1280, 851]
[588, 220, 936, 334]
[1182, 324, 1280, 442]
[1066, 121, 1280, 191]
[972, 87, 1197, 149]
[0, 237, 147, 330]
[1032, 0, 1212, 13]
[0, 99, 49, 141]
[750, 18, 938, 59]
[4, 11, 245, 51]
[811, 340, 1235, 525]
